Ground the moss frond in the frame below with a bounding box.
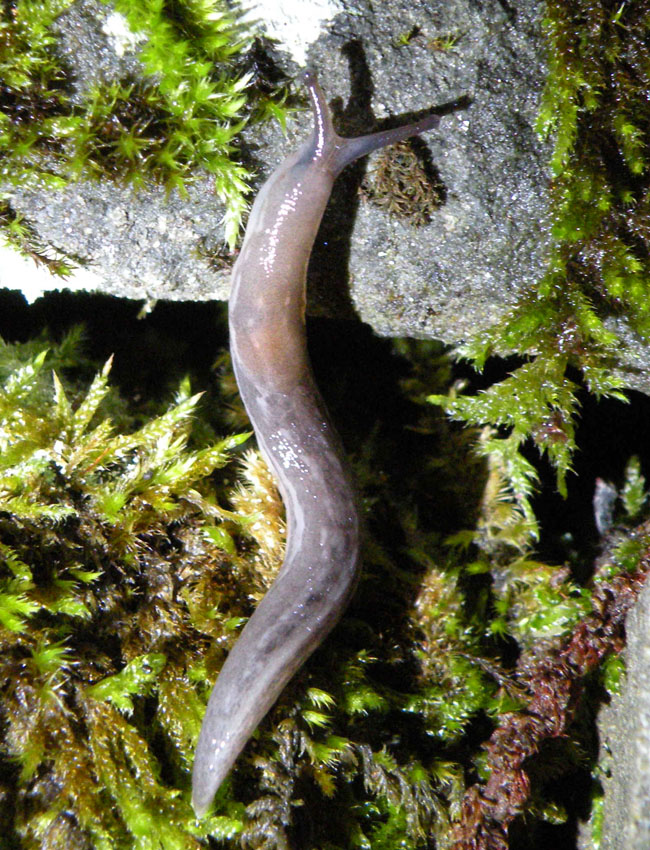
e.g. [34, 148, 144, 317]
[429, 1, 650, 526]
[621, 455, 647, 518]
[429, 352, 580, 530]
[229, 448, 285, 593]
[87, 652, 167, 714]
[0, 201, 75, 277]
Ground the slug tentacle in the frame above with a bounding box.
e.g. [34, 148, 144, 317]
[191, 71, 440, 818]
[302, 70, 440, 176]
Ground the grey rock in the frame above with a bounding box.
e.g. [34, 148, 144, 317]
[2, 0, 553, 345]
[594, 577, 650, 850]
[53, 0, 146, 98]
[9, 176, 232, 304]
[307, 0, 554, 342]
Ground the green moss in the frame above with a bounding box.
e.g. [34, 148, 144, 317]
[2, 319, 650, 847]
[429, 0, 650, 528]
[0, 0, 290, 249]
[0, 329, 255, 847]
[0, 332, 465, 849]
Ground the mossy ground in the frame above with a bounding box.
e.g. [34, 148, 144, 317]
[2, 0, 650, 848]
[0, 308, 647, 850]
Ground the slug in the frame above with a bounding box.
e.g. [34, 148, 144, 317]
[191, 70, 440, 818]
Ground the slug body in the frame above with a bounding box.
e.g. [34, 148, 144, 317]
[192, 71, 439, 817]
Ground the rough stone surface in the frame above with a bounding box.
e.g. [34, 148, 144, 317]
[307, 0, 553, 343]
[2, 0, 554, 346]
[5, 175, 232, 305]
[591, 578, 650, 850]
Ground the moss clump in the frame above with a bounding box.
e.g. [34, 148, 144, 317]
[0, 329, 255, 846]
[536, 0, 650, 339]
[429, 0, 650, 532]
[0, 324, 648, 848]
[0, 0, 289, 248]
[362, 139, 444, 228]
[0, 331, 477, 850]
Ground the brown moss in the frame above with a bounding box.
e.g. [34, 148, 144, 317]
[361, 139, 444, 227]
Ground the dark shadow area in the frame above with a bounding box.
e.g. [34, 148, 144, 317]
[0, 289, 225, 399]
[529, 384, 650, 573]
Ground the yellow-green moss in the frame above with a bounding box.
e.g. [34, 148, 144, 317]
[1, 321, 649, 848]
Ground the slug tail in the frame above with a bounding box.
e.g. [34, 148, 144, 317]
[303, 69, 439, 176]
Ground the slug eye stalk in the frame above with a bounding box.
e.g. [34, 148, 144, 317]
[302, 69, 440, 177]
